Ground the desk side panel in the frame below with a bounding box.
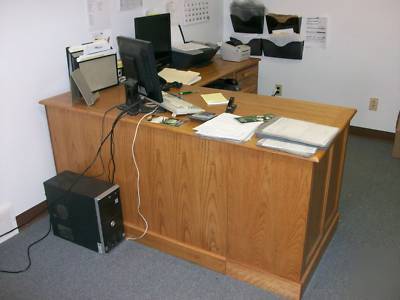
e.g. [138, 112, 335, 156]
[324, 129, 348, 230]
[45, 106, 107, 175]
[45, 106, 228, 260]
[115, 123, 228, 257]
[226, 147, 313, 282]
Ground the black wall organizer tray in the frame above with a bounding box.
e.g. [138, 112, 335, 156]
[266, 14, 302, 34]
[230, 37, 263, 56]
[230, 2, 265, 34]
[230, 14, 264, 34]
[262, 39, 304, 60]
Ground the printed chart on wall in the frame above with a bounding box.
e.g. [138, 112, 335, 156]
[305, 17, 328, 48]
[183, 0, 210, 25]
[166, 0, 210, 26]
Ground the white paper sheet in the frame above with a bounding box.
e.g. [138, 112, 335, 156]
[305, 17, 328, 48]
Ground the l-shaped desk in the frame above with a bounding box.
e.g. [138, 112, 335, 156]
[40, 58, 356, 299]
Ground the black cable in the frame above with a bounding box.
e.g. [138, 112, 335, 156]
[0, 218, 52, 274]
[0, 207, 49, 239]
[110, 122, 117, 183]
[0, 103, 136, 273]
[93, 104, 120, 179]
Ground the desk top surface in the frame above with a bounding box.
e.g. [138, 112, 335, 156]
[40, 85, 356, 162]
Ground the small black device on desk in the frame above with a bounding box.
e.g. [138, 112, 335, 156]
[225, 97, 237, 113]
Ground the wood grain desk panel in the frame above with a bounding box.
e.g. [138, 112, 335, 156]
[40, 85, 356, 299]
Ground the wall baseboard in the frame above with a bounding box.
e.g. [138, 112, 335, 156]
[349, 126, 394, 141]
[16, 200, 48, 229]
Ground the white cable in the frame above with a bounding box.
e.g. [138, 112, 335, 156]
[127, 106, 159, 241]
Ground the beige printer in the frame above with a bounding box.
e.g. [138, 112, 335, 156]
[221, 42, 251, 62]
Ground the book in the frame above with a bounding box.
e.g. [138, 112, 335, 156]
[256, 117, 339, 148]
[257, 138, 317, 157]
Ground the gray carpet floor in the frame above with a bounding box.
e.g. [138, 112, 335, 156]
[1, 135, 400, 300]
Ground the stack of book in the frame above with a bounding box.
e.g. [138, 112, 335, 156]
[255, 117, 339, 157]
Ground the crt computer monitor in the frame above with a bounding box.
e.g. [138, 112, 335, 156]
[117, 36, 163, 105]
[134, 13, 171, 68]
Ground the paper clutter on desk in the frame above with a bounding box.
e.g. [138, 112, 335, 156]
[158, 68, 201, 85]
[193, 113, 262, 143]
[201, 93, 229, 106]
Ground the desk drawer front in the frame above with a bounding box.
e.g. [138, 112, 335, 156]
[236, 65, 258, 82]
[236, 65, 258, 94]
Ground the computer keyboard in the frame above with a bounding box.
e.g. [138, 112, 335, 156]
[160, 91, 205, 115]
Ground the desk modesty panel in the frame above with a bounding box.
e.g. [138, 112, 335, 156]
[40, 86, 355, 299]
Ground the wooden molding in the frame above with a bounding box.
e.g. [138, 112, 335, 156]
[350, 125, 394, 141]
[226, 260, 301, 300]
[125, 222, 227, 274]
[16, 200, 48, 229]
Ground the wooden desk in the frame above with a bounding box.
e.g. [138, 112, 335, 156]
[192, 56, 259, 93]
[40, 86, 356, 299]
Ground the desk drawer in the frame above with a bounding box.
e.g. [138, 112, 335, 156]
[236, 65, 258, 94]
[236, 65, 258, 82]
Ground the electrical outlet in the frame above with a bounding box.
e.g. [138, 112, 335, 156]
[369, 97, 379, 111]
[275, 84, 282, 96]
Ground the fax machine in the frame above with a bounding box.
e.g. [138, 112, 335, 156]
[221, 42, 251, 62]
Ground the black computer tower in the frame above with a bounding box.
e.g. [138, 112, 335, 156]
[43, 171, 125, 253]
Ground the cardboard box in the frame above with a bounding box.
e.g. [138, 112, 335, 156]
[393, 111, 400, 158]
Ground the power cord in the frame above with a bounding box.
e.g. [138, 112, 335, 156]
[127, 106, 159, 241]
[0, 218, 52, 274]
[93, 104, 120, 179]
[0, 103, 136, 273]
[0, 207, 49, 239]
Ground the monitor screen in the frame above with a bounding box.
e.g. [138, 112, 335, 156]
[134, 13, 171, 68]
[117, 36, 163, 103]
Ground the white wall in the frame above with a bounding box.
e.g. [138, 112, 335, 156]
[0, 0, 223, 238]
[223, 0, 400, 132]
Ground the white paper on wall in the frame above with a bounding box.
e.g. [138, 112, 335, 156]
[119, 0, 142, 11]
[164, 0, 210, 26]
[305, 17, 328, 48]
[183, 0, 210, 25]
[87, 0, 112, 31]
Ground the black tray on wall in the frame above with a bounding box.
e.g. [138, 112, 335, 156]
[230, 37, 263, 56]
[266, 14, 302, 34]
[262, 39, 304, 60]
[230, 14, 264, 34]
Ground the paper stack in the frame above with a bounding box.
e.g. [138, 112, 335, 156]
[193, 113, 262, 143]
[158, 68, 201, 85]
[257, 138, 317, 157]
[201, 93, 229, 106]
[255, 117, 339, 157]
[256, 117, 339, 148]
